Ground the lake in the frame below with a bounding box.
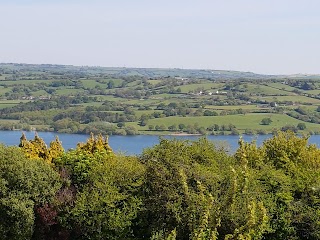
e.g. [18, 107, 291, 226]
[1, 131, 320, 155]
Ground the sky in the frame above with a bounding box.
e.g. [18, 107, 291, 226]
[0, 0, 319, 74]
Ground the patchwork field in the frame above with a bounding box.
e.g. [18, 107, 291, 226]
[0, 63, 319, 135]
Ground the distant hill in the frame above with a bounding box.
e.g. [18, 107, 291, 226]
[0, 63, 319, 80]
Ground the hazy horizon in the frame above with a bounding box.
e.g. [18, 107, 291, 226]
[2, 61, 319, 77]
[0, 0, 319, 75]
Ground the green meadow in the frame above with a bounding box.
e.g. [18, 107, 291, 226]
[0, 63, 320, 135]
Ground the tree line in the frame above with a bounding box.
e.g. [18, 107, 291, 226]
[1, 131, 320, 239]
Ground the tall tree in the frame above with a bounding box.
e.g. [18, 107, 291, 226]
[0, 145, 61, 239]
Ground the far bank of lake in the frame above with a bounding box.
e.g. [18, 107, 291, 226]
[1, 130, 320, 155]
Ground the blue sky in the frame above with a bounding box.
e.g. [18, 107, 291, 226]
[0, 0, 319, 74]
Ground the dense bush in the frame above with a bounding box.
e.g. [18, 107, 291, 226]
[0, 144, 61, 239]
[1, 131, 320, 239]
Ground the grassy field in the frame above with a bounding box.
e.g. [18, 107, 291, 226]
[80, 102, 104, 107]
[0, 103, 20, 109]
[80, 79, 104, 88]
[259, 95, 320, 104]
[0, 86, 12, 95]
[55, 88, 85, 95]
[178, 82, 223, 93]
[134, 110, 162, 117]
[302, 89, 320, 95]
[143, 113, 319, 132]
[1, 63, 320, 136]
[0, 80, 53, 85]
[148, 80, 162, 85]
[0, 100, 30, 104]
[32, 90, 49, 96]
[245, 84, 296, 95]
[268, 83, 297, 91]
[126, 80, 142, 87]
[205, 105, 263, 110]
[0, 119, 19, 123]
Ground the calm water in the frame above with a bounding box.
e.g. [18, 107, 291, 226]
[1, 131, 320, 155]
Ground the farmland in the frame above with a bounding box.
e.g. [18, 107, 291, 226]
[0, 63, 320, 135]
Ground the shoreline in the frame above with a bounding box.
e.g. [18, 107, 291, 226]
[0, 129, 316, 137]
[169, 133, 203, 136]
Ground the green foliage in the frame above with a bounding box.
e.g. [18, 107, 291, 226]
[2, 63, 320, 136]
[3, 131, 320, 239]
[137, 132, 320, 239]
[0, 144, 61, 239]
[239, 131, 320, 239]
[59, 155, 144, 239]
[260, 117, 272, 125]
[297, 122, 306, 130]
[139, 138, 231, 239]
[54, 135, 145, 239]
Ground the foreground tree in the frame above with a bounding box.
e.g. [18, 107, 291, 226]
[138, 138, 232, 239]
[2, 131, 320, 239]
[19, 133, 64, 164]
[139, 133, 320, 239]
[53, 134, 145, 239]
[238, 131, 320, 239]
[0, 145, 61, 240]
